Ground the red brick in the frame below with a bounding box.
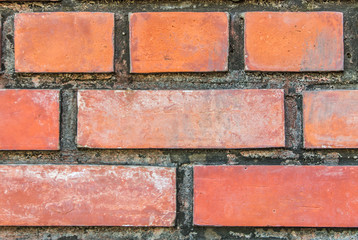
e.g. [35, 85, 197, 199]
[245, 12, 343, 71]
[194, 165, 358, 227]
[129, 12, 229, 73]
[0, 89, 59, 150]
[0, 165, 176, 226]
[303, 90, 358, 148]
[15, 12, 114, 73]
[77, 89, 285, 148]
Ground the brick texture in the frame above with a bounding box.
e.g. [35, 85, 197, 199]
[0, 89, 59, 150]
[129, 12, 229, 73]
[244, 12, 344, 71]
[303, 90, 358, 148]
[14, 12, 114, 73]
[0, 165, 176, 226]
[194, 165, 358, 227]
[1, 0, 358, 238]
[77, 89, 285, 149]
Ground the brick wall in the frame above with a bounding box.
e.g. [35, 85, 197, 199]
[0, 0, 358, 239]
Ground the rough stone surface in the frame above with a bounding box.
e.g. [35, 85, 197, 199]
[194, 165, 358, 227]
[0, 89, 59, 150]
[303, 90, 358, 148]
[245, 12, 344, 72]
[77, 89, 285, 149]
[0, 165, 176, 226]
[14, 12, 114, 73]
[130, 12, 229, 73]
[0, 0, 357, 239]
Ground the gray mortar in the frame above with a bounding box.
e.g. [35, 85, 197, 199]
[0, 0, 358, 239]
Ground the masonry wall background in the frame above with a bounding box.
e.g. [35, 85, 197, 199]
[0, 0, 358, 239]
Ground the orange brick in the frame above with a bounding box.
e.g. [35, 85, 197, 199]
[77, 89, 285, 148]
[0, 89, 59, 150]
[194, 165, 358, 227]
[303, 90, 358, 148]
[245, 12, 343, 71]
[129, 12, 229, 73]
[0, 165, 176, 226]
[15, 12, 114, 73]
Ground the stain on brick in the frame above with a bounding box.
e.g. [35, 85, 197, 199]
[0, 165, 176, 226]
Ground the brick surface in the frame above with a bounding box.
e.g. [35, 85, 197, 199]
[15, 12, 114, 73]
[77, 89, 285, 148]
[244, 12, 343, 72]
[303, 90, 358, 148]
[129, 12, 229, 73]
[194, 165, 358, 227]
[0, 89, 59, 150]
[0, 165, 176, 226]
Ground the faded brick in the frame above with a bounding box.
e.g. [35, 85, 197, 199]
[77, 89, 285, 149]
[0, 165, 176, 226]
[303, 90, 358, 148]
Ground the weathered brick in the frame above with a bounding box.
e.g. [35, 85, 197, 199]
[15, 12, 114, 73]
[244, 12, 343, 71]
[0, 165, 176, 226]
[0, 89, 59, 150]
[303, 90, 358, 148]
[194, 165, 358, 227]
[129, 12, 229, 73]
[77, 89, 285, 148]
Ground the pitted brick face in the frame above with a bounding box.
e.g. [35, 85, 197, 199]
[129, 12, 229, 73]
[0, 89, 60, 150]
[14, 12, 114, 73]
[244, 12, 344, 72]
